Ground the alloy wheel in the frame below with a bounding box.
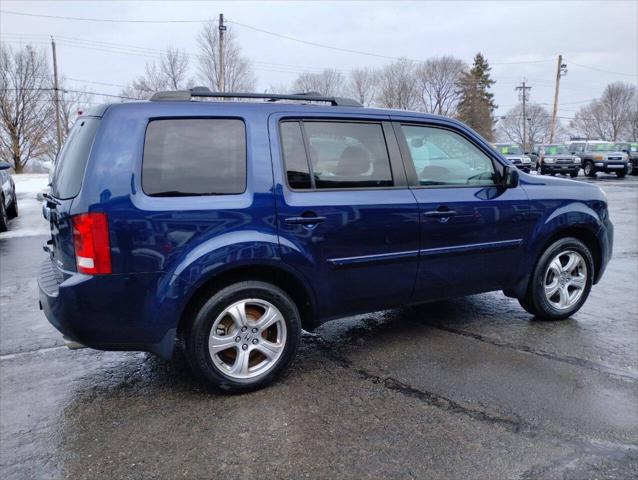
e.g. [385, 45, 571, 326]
[543, 250, 587, 310]
[208, 299, 287, 380]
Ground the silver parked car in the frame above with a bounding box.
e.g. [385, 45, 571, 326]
[492, 143, 533, 173]
[567, 141, 630, 178]
[0, 161, 18, 231]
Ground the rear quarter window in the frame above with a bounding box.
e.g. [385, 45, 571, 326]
[51, 117, 100, 199]
[142, 119, 246, 196]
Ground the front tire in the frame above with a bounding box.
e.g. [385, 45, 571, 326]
[185, 281, 301, 393]
[518, 237, 594, 320]
[584, 161, 596, 177]
[616, 168, 627, 178]
[569, 171, 579, 178]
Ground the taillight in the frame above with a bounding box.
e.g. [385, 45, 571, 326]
[72, 213, 112, 274]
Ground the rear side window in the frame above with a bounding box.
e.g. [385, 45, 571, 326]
[280, 120, 393, 189]
[142, 119, 246, 196]
[51, 117, 100, 199]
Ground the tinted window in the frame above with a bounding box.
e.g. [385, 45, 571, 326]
[280, 122, 311, 189]
[304, 122, 393, 189]
[401, 125, 497, 186]
[51, 117, 100, 199]
[143, 119, 246, 196]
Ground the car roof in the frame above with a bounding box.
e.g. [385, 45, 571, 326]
[93, 100, 465, 124]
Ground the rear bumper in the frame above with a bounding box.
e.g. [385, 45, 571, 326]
[38, 258, 178, 359]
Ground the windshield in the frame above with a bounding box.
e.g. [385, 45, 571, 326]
[542, 144, 569, 155]
[495, 144, 522, 155]
[616, 143, 638, 152]
[586, 143, 616, 152]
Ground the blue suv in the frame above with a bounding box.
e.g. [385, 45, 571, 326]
[39, 89, 613, 392]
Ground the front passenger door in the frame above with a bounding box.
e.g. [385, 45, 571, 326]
[394, 121, 533, 301]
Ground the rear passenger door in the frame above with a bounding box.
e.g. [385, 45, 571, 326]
[269, 114, 420, 320]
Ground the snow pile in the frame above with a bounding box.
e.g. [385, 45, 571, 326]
[0, 174, 50, 239]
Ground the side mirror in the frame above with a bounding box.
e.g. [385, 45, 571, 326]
[503, 165, 520, 188]
[0, 161, 11, 171]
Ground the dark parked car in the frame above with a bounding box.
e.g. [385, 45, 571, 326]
[492, 143, 532, 172]
[39, 89, 613, 392]
[614, 142, 638, 175]
[568, 141, 630, 177]
[0, 161, 18, 231]
[536, 144, 581, 177]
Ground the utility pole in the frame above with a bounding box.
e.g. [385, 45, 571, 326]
[218, 13, 226, 92]
[516, 81, 532, 151]
[51, 36, 62, 154]
[549, 55, 568, 143]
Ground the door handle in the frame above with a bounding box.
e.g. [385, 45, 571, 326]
[423, 210, 457, 218]
[284, 216, 327, 225]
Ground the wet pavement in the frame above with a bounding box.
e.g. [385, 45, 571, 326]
[1, 174, 637, 479]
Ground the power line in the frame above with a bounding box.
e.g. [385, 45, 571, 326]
[570, 62, 637, 78]
[1, 10, 556, 65]
[0, 9, 208, 24]
[1, 35, 332, 74]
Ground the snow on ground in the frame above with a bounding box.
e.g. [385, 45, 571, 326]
[0, 174, 50, 239]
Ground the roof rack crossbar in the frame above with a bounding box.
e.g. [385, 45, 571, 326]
[150, 87, 362, 107]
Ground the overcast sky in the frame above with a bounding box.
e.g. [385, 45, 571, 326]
[1, 0, 637, 120]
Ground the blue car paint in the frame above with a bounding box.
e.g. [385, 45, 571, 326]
[38, 101, 613, 359]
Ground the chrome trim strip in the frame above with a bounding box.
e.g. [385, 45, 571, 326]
[419, 239, 523, 258]
[328, 249, 419, 268]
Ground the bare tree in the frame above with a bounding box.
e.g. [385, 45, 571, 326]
[497, 103, 553, 147]
[198, 20, 255, 92]
[347, 68, 378, 106]
[292, 69, 345, 97]
[570, 82, 636, 141]
[0, 44, 53, 173]
[628, 103, 638, 141]
[376, 59, 418, 110]
[122, 46, 192, 99]
[416, 56, 467, 116]
[39, 81, 95, 161]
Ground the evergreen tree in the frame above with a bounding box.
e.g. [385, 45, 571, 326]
[456, 53, 497, 141]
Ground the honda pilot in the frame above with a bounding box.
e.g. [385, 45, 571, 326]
[39, 89, 614, 392]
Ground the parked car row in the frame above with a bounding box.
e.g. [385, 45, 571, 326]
[493, 141, 635, 179]
[0, 161, 18, 231]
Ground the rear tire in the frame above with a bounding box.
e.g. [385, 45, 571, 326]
[518, 237, 594, 320]
[185, 281, 301, 393]
[0, 198, 8, 232]
[7, 194, 18, 219]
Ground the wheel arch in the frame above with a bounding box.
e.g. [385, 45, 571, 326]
[176, 263, 317, 339]
[537, 226, 602, 281]
[506, 223, 603, 300]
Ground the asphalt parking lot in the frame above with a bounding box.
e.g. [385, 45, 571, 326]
[1, 173, 637, 479]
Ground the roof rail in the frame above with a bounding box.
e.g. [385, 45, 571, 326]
[149, 87, 362, 107]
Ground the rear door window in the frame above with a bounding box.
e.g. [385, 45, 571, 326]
[280, 120, 393, 189]
[51, 117, 100, 199]
[142, 119, 246, 196]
